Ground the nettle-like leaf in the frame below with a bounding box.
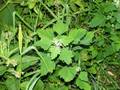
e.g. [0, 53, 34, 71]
[58, 66, 77, 82]
[78, 71, 88, 81]
[89, 13, 106, 27]
[80, 32, 94, 45]
[37, 28, 54, 39]
[40, 55, 55, 76]
[69, 28, 87, 44]
[60, 35, 73, 46]
[34, 37, 52, 50]
[53, 21, 68, 35]
[76, 71, 91, 90]
[35, 29, 54, 50]
[49, 46, 61, 59]
[59, 48, 74, 65]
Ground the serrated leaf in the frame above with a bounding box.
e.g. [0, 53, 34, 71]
[59, 48, 73, 65]
[58, 66, 77, 82]
[60, 35, 73, 46]
[34, 37, 52, 50]
[49, 46, 61, 59]
[37, 29, 54, 39]
[18, 24, 23, 54]
[80, 32, 94, 45]
[53, 21, 68, 35]
[89, 13, 106, 27]
[36, 29, 54, 50]
[76, 80, 91, 90]
[79, 71, 88, 81]
[76, 71, 91, 90]
[40, 55, 55, 76]
[69, 28, 87, 44]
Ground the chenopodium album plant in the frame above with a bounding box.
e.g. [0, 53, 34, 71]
[25, 20, 95, 90]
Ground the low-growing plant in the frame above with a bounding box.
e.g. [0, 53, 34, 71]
[0, 0, 120, 90]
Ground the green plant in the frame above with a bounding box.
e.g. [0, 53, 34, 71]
[0, 0, 120, 90]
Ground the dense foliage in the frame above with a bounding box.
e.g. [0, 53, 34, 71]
[0, 0, 120, 90]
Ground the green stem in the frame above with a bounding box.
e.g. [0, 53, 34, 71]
[40, 1, 57, 19]
[13, 11, 34, 31]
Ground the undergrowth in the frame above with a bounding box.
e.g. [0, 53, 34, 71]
[0, 0, 120, 90]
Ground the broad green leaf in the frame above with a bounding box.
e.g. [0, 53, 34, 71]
[103, 45, 114, 57]
[89, 13, 106, 27]
[58, 66, 77, 82]
[76, 71, 91, 90]
[69, 28, 87, 44]
[76, 80, 91, 90]
[60, 35, 73, 46]
[0, 66, 7, 76]
[37, 29, 54, 39]
[5, 76, 20, 90]
[36, 29, 54, 50]
[40, 55, 55, 76]
[53, 21, 68, 35]
[59, 48, 73, 65]
[33, 79, 44, 90]
[18, 24, 23, 54]
[80, 32, 94, 45]
[49, 46, 61, 59]
[79, 71, 88, 81]
[34, 37, 52, 50]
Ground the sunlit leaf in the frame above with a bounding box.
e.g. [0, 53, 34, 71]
[40, 55, 55, 76]
[59, 48, 74, 65]
[89, 13, 106, 27]
[49, 46, 61, 59]
[53, 21, 68, 35]
[80, 32, 94, 45]
[58, 66, 77, 82]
